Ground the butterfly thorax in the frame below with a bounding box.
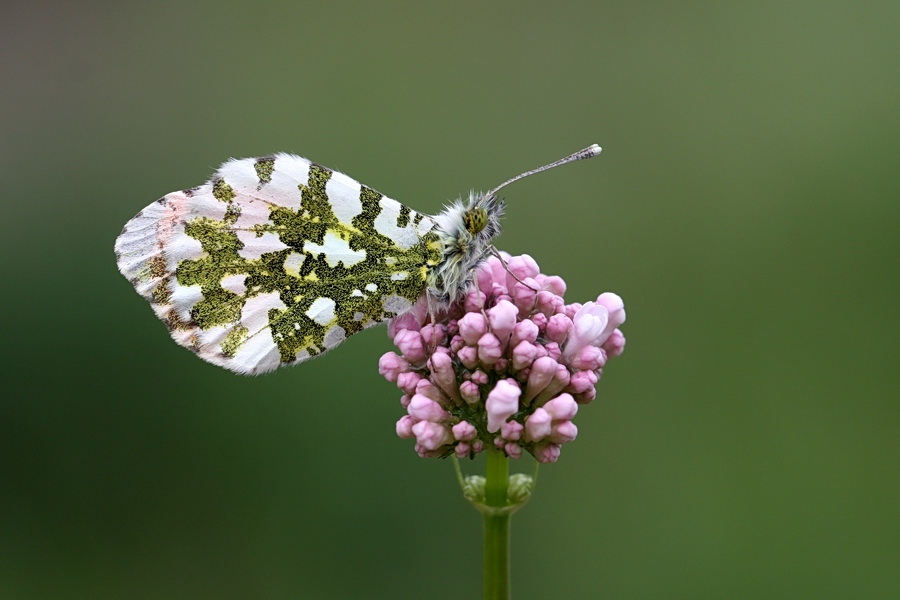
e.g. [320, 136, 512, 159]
[426, 191, 505, 307]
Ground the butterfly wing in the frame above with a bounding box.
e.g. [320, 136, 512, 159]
[115, 153, 440, 375]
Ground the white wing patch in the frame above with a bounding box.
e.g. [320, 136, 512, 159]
[283, 252, 306, 276]
[374, 197, 420, 249]
[325, 171, 363, 222]
[306, 297, 336, 325]
[305, 231, 367, 267]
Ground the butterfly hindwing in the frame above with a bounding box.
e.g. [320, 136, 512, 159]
[115, 153, 441, 375]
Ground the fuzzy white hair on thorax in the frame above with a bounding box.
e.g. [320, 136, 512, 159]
[427, 191, 505, 307]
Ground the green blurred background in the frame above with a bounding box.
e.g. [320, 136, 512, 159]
[2, 1, 897, 598]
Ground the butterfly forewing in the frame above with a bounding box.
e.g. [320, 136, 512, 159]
[115, 153, 441, 375]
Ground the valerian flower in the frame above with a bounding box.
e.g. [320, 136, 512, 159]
[378, 253, 626, 463]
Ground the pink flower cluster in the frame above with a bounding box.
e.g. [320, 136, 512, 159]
[378, 253, 626, 463]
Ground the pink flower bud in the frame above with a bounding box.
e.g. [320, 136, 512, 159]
[446, 319, 459, 337]
[504, 442, 523, 459]
[399, 394, 412, 409]
[533, 363, 571, 405]
[464, 288, 487, 313]
[486, 378, 521, 432]
[505, 254, 539, 290]
[460, 380, 481, 405]
[571, 344, 606, 371]
[511, 341, 538, 371]
[396, 371, 422, 394]
[458, 312, 487, 345]
[602, 329, 626, 358]
[388, 303, 424, 338]
[574, 386, 597, 404]
[494, 292, 513, 306]
[500, 419, 523, 441]
[567, 370, 599, 394]
[393, 329, 427, 364]
[511, 279, 538, 313]
[487, 255, 508, 290]
[411, 421, 452, 450]
[471, 440, 484, 454]
[415, 444, 444, 458]
[428, 351, 459, 401]
[524, 356, 558, 403]
[457, 345, 479, 369]
[470, 370, 489, 386]
[534, 290, 564, 316]
[596, 292, 626, 336]
[408, 394, 450, 422]
[477, 333, 503, 366]
[510, 319, 539, 348]
[543, 393, 578, 421]
[488, 300, 518, 345]
[524, 408, 552, 442]
[544, 342, 562, 362]
[452, 421, 477, 441]
[449, 334, 466, 353]
[396, 415, 415, 438]
[538, 274, 567, 297]
[477, 262, 495, 294]
[545, 314, 572, 344]
[378, 352, 409, 382]
[421, 323, 447, 348]
[414, 378, 444, 404]
[549, 420, 578, 443]
[530, 312, 548, 332]
[455, 442, 472, 458]
[533, 443, 562, 464]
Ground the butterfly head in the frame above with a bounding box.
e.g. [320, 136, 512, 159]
[463, 206, 488, 234]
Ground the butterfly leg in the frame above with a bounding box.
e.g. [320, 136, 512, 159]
[426, 292, 439, 357]
[489, 245, 539, 292]
[468, 267, 489, 320]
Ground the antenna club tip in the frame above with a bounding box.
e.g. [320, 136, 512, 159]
[588, 144, 602, 157]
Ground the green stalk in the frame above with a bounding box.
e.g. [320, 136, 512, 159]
[483, 448, 510, 600]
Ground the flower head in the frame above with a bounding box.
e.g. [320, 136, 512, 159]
[380, 253, 626, 463]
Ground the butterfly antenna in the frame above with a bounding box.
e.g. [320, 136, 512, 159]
[479, 144, 602, 203]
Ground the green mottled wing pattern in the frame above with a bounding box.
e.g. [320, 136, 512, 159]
[115, 153, 442, 374]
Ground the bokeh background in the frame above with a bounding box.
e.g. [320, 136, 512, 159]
[2, 1, 897, 598]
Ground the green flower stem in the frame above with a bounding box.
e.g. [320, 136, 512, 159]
[483, 448, 511, 600]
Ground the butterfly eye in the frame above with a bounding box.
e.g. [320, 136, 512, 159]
[463, 207, 488, 234]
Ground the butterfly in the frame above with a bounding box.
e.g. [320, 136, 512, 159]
[114, 144, 602, 375]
